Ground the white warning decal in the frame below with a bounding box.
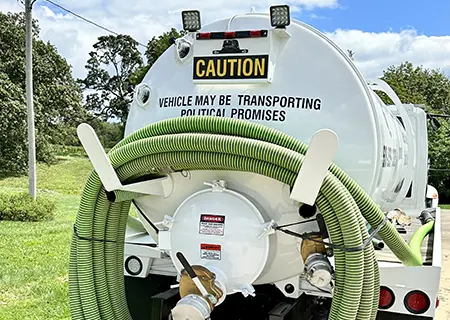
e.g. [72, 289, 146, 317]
[158, 94, 322, 123]
[199, 214, 225, 236]
[200, 244, 222, 260]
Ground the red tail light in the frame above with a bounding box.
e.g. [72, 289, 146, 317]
[379, 286, 395, 309]
[250, 30, 262, 37]
[404, 290, 430, 314]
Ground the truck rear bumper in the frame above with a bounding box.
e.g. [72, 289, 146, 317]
[376, 207, 441, 318]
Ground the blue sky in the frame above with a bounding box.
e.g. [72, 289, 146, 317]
[2, 0, 450, 79]
[300, 0, 450, 36]
[37, 0, 450, 36]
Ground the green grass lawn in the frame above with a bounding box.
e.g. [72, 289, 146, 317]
[1, 154, 449, 319]
[440, 204, 450, 210]
[0, 156, 93, 195]
[0, 156, 92, 320]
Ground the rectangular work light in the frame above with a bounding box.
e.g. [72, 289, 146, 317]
[182, 10, 201, 32]
[270, 5, 291, 28]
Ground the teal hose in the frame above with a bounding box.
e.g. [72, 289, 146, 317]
[409, 220, 435, 262]
[69, 116, 422, 320]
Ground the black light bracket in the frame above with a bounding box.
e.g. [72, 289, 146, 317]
[182, 10, 201, 32]
[270, 5, 291, 29]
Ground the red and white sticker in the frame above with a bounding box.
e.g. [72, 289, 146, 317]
[199, 214, 225, 236]
[200, 243, 221, 260]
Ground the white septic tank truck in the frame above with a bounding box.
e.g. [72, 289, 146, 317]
[70, 5, 442, 320]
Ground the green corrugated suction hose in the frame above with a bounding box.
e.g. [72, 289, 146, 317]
[69, 116, 423, 320]
[410, 220, 435, 258]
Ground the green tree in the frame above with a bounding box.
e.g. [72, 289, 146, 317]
[0, 74, 54, 175]
[0, 12, 86, 133]
[129, 28, 186, 86]
[427, 120, 450, 200]
[80, 34, 143, 123]
[379, 61, 450, 200]
[86, 118, 124, 149]
[145, 28, 187, 68]
[0, 74, 29, 175]
[0, 11, 85, 174]
[379, 62, 450, 109]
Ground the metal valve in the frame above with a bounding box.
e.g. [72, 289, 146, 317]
[171, 252, 224, 320]
[305, 253, 333, 288]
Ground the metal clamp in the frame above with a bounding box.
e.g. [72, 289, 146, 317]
[204, 180, 227, 192]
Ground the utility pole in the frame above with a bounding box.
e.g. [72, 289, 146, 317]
[25, 0, 36, 199]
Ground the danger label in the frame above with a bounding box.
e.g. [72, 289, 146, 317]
[199, 214, 225, 236]
[201, 244, 222, 260]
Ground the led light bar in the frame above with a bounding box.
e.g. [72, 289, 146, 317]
[270, 5, 291, 28]
[196, 30, 268, 40]
[182, 10, 201, 32]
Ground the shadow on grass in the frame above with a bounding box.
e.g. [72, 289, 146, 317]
[0, 171, 23, 180]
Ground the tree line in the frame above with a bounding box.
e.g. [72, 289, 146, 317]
[0, 11, 183, 175]
[1, 11, 450, 201]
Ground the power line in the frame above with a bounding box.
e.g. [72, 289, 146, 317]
[428, 113, 450, 119]
[42, 0, 148, 48]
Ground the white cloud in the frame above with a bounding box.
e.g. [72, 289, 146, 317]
[290, 0, 338, 10]
[1, 0, 450, 81]
[326, 28, 450, 78]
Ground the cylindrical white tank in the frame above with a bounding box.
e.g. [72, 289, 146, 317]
[125, 13, 413, 212]
[121, 12, 420, 305]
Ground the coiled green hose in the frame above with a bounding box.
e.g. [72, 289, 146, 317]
[69, 116, 423, 320]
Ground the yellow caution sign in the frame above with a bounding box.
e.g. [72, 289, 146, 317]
[193, 55, 269, 80]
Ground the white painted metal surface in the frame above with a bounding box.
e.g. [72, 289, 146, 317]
[116, 9, 440, 318]
[167, 185, 270, 294]
[426, 185, 440, 208]
[290, 129, 339, 206]
[384, 103, 429, 216]
[433, 207, 442, 270]
[375, 207, 441, 317]
[125, 13, 419, 214]
[129, 170, 317, 285]
[378, 263, 440, 317]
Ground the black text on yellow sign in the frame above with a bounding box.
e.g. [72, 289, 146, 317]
[193, 55, 269, 80]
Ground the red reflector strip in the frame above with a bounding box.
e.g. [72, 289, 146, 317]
[224, 31, 236, 38]
[198, 32, 211, 39]
[196, 30, 268, 40]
